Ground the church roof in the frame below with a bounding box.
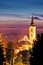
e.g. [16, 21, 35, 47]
[18, 35, 30, 42]
[22, 35, 29, 41]
[18, 35, 31, 44]
[30, 16, 35, 26]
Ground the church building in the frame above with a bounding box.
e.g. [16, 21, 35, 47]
[29, 16, 36, 44]
[18, 16, 36, 49]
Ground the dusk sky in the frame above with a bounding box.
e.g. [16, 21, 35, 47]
[0, 0, 43, 15]
[0, 0, 43, 49]
[0, 0, 43, 22]
[0, 0, 43, 34]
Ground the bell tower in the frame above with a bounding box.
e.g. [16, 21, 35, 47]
[29, 16, 36, 44]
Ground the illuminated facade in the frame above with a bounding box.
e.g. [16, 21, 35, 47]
[18, 35, 30, 42]
[18, 16, 36, 49]
[29, 16, 36, 44]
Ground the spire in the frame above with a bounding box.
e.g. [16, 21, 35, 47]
[31, 16, 35, 26]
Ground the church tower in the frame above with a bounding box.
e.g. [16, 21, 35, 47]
[29, 16, 36, 44]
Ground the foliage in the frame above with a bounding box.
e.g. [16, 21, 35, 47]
[14, 51, 22, 64]
[30, 33, 43, 65]
[21, 50, 31, 64]
[0, 43, 5, 65]
[15, 49, 31, 64]
[6, 41, 14, 63]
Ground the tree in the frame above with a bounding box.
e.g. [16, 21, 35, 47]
[16, 49, 31, 65]
[0, 43, 5, 65]
[14, 51, 23, 64]
[6, 41, 14, 65]
[21, 50, 31, 64]
[30, 33, 43, 65]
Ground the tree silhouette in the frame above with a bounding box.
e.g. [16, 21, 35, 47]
[30, 33, 43, 65]
[6, 41, 14, 65]
[16, 49, 31, 65]
[0, 43, 5, 65]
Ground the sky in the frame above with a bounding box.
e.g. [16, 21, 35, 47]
[0, 0, 43, 21]
[0, 0, 43, 14]
[0, 0, 43, 35]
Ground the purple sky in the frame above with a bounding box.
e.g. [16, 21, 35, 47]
[0, 0, 43, 39]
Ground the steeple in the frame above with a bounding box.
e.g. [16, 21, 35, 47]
[31, 16, 35, 26]
[29, 16, 36, 44]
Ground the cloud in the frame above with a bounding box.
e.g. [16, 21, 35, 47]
[0, 13, 31, 22]
[34, 17, 41, 20]
[0, 14, 24, 18]
[0, 13, 42, 22]
[32, 13, 43, 17]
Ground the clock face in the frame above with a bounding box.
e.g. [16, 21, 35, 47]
[31, 34, 33, 37]
[31, 29, 33, 32]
